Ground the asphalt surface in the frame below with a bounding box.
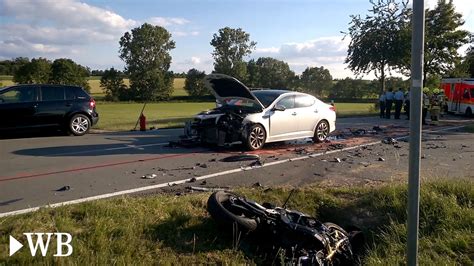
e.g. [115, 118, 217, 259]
[1, 115, 473, 215]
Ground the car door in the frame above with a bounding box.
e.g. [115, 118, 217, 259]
[35, 85, 68, 126]
[268, 95, 299, 140]
[0, 86, 39, 130]
[294, 95, 319, 136]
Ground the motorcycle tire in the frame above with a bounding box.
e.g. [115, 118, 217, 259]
[207, 191, 258, 231]
[323, 222, 354, 263]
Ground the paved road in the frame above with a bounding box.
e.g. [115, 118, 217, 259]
[0, 115, 471, 215]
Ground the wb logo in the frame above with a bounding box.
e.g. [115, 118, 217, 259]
[9, 233, 73, 257]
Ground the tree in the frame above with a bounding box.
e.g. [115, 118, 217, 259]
[423, 0, 470, 81]
[210, 27, 256, 81]
[466, 45, 474, 77]
[13, 58, 52, 84]
[100, 68, 128, 101]
[299, 66, 333, 97]
[50, 58, 90, 91]
[345, 0, 410, 94]
[184, 69, 208, 97]
[119, 23, 176, 101]
[246, 57, 295, 89]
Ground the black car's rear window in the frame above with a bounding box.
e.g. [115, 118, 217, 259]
[41, 86, 65, 101]
[74, 87, 89, 99]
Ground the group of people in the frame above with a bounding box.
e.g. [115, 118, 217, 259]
[378, 88, 409, 120]
[379, 87, 445, 125]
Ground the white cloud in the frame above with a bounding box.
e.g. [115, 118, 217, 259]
[172, 55, 213, 73]
[0, 0, 137, 60]
[148, 17, 190, 27]
[191, 57, 201, 64]
[0, 0, 136, 34]
[253, 36, 353, 78]
[172, 31, 200, 37]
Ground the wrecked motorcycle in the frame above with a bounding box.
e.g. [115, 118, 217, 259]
[207, 190, 360, 265]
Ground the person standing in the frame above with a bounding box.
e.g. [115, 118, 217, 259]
[430, 88, 441, 125]
[394, 87, 404, 119]
[404, 89, 410, 119]
[379, 92, 386, 118]
[422, 88, 430, 125]
[385, 88, 394, 119]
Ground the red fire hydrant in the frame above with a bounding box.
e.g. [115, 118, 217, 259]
[139, 113, 146, 131]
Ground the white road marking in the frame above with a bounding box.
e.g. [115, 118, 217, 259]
[48, 142, 170, 156]
[0, 125, 465, 218]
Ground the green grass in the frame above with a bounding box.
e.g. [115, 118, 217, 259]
[334, 102, 377, 117]
[0, 179, 472, 264]
[94, 101, 378, 130]
[95, 102, 215, 130]
[93, 102, 376, 131]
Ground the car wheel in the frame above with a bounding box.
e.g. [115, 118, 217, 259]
[313, 120, 329, 143]
[69, 114, 91, 136]
[246, 124, 266, 150]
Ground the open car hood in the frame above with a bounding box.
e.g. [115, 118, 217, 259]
[204, 74, 264, 110]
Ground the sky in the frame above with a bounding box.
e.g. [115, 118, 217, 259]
[0, 0, 473, 79]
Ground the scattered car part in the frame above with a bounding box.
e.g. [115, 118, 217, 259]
[187, 186, 227, 192]
[220, 154, 260, 162]
[56, 186, 71, 192]
[207, 191, 358, 265]
[382, 137, 398, 145]
[141, 173, 157, 179]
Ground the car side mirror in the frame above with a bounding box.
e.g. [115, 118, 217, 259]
[273, 105, 286, 111]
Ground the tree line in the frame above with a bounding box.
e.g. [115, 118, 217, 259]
[2, 0, 473, 101]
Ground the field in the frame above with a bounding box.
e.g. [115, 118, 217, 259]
[95, 102, 215, 130]
[0, 179, 472, 264]
[0, 76, 189, 97]
[94, 102, 375, 131]
[1, 75, 377, 130]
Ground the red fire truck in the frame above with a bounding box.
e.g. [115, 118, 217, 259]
[441, 78, 474, 116]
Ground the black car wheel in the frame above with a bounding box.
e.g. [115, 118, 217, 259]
[313, 120, 329, 143]
[69, 114, 90, 136]
[246, 124, 266, 150]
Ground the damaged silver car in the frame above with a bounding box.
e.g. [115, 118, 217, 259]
[184, 74, 336, 150]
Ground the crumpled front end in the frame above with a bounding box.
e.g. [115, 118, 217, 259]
[184, 108, 247, 146]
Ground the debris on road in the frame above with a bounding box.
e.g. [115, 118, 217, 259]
[220, 154, 260, 162]
[56, 186, 71, 192]
[378, 157, 385, 162]
[359, 162, 370, 167]
[200, 180, 207, 185]
[327, 143, 346, 150]
[187, 186, 227, 192]
[141, 173, 157, 179]
[382, 137, 398, 145]
[188, 177, 197, 183]
[249, 159, 264, 167]
[253, 182, 262, 187]
[334, 157, 342, 163]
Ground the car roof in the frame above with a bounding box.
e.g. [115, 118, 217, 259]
[1, 84, 83, 90]
[251, 89, 311, 97]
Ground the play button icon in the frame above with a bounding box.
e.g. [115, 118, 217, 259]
[9, 236, 23, 256]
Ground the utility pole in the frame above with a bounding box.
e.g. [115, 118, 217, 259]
[407, 0, 425, 265]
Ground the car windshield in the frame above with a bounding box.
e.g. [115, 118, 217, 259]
[252, 90, 287, 107]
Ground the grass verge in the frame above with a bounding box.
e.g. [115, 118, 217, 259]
[0, 179, 472, 264]
[94, 102, 376, 131]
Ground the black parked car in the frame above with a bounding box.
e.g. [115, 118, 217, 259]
[0, 84, 99, 136]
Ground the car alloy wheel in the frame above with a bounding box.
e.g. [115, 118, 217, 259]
[247, 124, 266, 150]
[314, 120, 329, 143]
[70, 114, 90, 136]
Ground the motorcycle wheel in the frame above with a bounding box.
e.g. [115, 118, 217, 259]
[207, 191, 258, 231]
[323, 222, 354, 263]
